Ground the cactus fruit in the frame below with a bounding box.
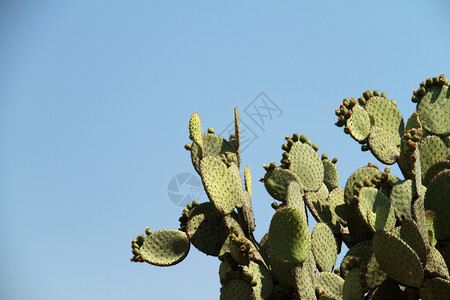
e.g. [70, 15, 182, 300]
[131, 75, 450, 299]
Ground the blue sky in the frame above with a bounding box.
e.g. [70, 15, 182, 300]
[1, 1, 449, 299]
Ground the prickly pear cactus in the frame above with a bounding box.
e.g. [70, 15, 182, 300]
[131, 74, 450, 299]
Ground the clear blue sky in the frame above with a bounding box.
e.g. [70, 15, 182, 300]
[1, 1, 449, 299]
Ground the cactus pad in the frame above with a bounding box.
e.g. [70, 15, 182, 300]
[189, 113, 203, 149]
[244, 165, 252, 197]
[365, 96, 404, 137]
[322, 158, 339, 191]
[311, 223, 337, 272]
[264, 167, 302, 202]
[220, 279, 256, 300]
[315, 272, 344, 300]
[390, 179, 426, 221]
[293, 251, 317, 300]
[186, 202, 237, 256]
[269, 206, 311, 265]
[400, 218, 428, 265]
[420, 135, 450, 184]
[190, 133, 238, 174]
[414, 74, 450, 136]
[342, 268, 364, 300]
[344, 165, 380, 204]
[357, 187, 396, 232]
[425, 246, 449, 279]
[405, 111, 422, 131]
[131, 229, 190, 266]
[200, 156, 242, 216]
[368, 125, 401, 164]
[372, 230, 424, 287]
[346, 104, 371, 142]
[424, 169, 450, 240]
[288, 141, 324, 192]
[285, 181, 307, 217]
[419, 277, 450, 300]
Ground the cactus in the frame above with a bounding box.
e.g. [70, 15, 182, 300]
[130, 74, 449, 299]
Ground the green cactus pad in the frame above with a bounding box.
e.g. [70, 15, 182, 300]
[372, 230, 424, 287]
[415, 78, 450, 136]
[425, 246, 449, 279]
[264, 167, 302, 202]
[268, 247, 296, 292]
[357, 187, 396, 232]
[317, 183, 329, 201]
[220, 279, 256, 300]
[390, 179, 427, 221]
[322, 158, 339, 191]
[200, 157, 242, 216]
[365, 96, 405, 137]
[293, 251, 317, 300]
[424, 169, 450, 240]
[346, 104, 371, 142]
[328, 187, 347, 226]
[233, 107, 241, 167]
[344, 165, 381, 204]
[131, 229, 190, 267]
[311, 223, 337, 272]
[307, 191, 341, 235]
[340, 241, 372, 278]
[285, 181, 307, 218]
[367, 205, 390, 232]
[346, 201, 374, 244]
[368, 125, 401, 165]
[423, 160, 450, 187]
[405, 111, 422, 131]
[186, 202, 237, 256]
[191, 133, 237, 174]
[269, 206, 311, 265]
[363, 251, 387, 291]
[342, 268, 364, 300]
[315, 272, 344, 300]
[420, 135, 450, 184]
[419, 277, 450, 300]
[189, 112, 203, 149]
[237, 191, 256, 235]
[244, 261, 273, 300]
[340, 240, 386, 292]
[400, 218, 428, 265]
[244, 165, 252, 197]
[288, 141, 324, 192]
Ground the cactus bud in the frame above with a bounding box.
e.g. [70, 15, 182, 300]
[363, 90, 373, 100]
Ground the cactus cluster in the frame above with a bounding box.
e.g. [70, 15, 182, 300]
[130, 74, 450, 299]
